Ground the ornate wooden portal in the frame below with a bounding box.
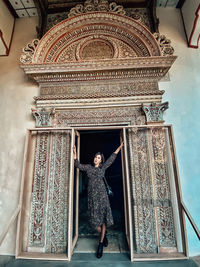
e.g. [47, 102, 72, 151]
[16, 0, 187, 261]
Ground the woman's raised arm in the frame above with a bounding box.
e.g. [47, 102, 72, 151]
[103, 142, 124, 170]
[114, 141, 124, 155]
[73, 145, 90, 172]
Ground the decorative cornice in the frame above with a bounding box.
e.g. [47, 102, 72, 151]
[20, 56, 177, 83]
[34, 90, 164, 101]
[35, 96, 163, 110]
[68, 0, 126, 18]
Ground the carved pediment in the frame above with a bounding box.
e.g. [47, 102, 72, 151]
[20, 3, 176, 103]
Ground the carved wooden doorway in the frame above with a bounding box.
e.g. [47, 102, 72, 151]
[16, 125, 187, 261]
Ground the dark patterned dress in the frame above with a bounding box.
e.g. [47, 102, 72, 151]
[74, 153, 117, 229]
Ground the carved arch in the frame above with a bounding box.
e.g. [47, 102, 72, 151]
[32, 12, 162, 64]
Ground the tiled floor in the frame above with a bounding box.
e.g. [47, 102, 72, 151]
[74, 232, 128, 253]
[1, 233, 199, 267]
[0, 254, 199, 267]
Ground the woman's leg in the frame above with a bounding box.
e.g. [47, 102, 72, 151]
[96, 223, 106, 258]
[100, 223, 106, 242]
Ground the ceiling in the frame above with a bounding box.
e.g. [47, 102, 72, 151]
[5, 0, 182, 18]
[6, 0, 38, 17]
[4, 0, 184, 39]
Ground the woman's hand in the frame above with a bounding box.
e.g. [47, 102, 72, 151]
[73, 145, 77, 159]
[114, 141, 124, 154]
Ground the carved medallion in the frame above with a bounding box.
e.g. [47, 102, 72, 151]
[80, 39, 114, 60]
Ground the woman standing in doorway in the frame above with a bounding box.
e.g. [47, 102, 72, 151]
[73, 142, 124, 258]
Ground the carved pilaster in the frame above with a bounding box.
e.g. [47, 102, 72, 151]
[32, 108, 55, 127]
[142, 102, 169, 124]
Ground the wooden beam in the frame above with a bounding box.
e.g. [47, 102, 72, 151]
[176, 0, 185, 9]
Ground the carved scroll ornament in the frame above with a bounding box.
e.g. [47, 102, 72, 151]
[68, 0, 126, 18]
[20, 39, 39, 64]
[153, 33, 174, 56]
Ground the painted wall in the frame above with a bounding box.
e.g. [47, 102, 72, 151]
[0, 1, 15, 55]
[157, 7, 200, 256]
[0, 17, 38, 254]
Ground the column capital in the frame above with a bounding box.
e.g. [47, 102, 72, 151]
[32, 108, 55, 127]
[142, 102, 169, 124]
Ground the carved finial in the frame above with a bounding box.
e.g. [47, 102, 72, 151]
[20, 39, 39, 64]
[153, 33, 174, 56]
[68, 0, 125, 18]
[142, 102, 169, 123]
[32, 108, 55, 127]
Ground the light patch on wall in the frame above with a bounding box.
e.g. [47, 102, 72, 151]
[0, 1, 15, 56]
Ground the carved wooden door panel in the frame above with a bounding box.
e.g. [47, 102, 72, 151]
[16, 128, 75, 260]
[123, 125, 187, 259]
[121, 129, 134, 261]
[69, 130, 80, 259]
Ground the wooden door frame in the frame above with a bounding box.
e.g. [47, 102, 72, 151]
[71, 127, 133, 259]
[16, 125, 188, 261]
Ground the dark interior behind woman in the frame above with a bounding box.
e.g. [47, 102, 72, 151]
[73, 141, 124, 258]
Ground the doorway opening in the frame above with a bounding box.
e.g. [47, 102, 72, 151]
[74, 129, 128, 253]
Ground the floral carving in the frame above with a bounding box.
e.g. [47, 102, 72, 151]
[68, 0, 126, 18]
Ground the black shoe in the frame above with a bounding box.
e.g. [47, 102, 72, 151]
[103, 234, 108, 247]
[97, 242, 103, 258]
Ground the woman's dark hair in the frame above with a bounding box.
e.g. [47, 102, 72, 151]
[93, 152, 105, 167]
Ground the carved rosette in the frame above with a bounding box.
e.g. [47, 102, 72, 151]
[32, 108, 55, 127]
[142, 102, 169, 123]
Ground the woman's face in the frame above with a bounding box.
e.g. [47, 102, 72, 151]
[94, 154, 102, 166]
